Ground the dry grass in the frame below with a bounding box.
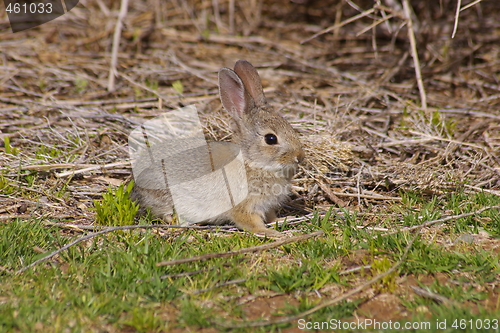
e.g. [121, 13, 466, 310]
[1, 0, 499, 220]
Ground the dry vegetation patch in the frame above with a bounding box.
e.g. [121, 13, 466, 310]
[1, 0, 499, 216]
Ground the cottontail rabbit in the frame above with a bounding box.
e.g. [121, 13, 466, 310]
[130, 60, 304, 236]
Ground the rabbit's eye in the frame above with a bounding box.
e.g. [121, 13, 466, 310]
[264, 133, 278, 145]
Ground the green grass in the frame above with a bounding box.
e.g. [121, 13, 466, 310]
[1, 189, 499, 332]
[3, 136, 19, 155]
[94, 182, 139, 226]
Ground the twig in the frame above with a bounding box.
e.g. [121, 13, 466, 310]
[42, 222, 102, 230]
[137, 269, 208, 283]
[156, 230, 325, 267]
[108, 0, 129, 92]
[356, 13, 395, 37]
[55, 161, 131, 178]
[192, 278, 246, 295]
[451, 0, 462, 38]
[384, 204, 500, 236]
[460, 0, 482, 12]
[168, 53, 217, 85]
[402, 0, 427, 111]
[318, 181, 347, 207]
[300, 8, 376, 44]
[408, 130, 486, 151]
[16, 224, 221, 274]
[22, 163, 98, 171]
[0, 214, 33, 221]
[229, 0, 235, 33]
[357, 225, 389, 232]
[339, 265, 371, 276]
[331, 190, 402, 201]
[411, 286, 455, 305]
[376, 138, 435, 148]
[179, 0, 202, 34]
[464, 184, 500, 197]
[117, 72, 177, 108]
[159, 269, 205, 280]
[211, 0, 223, 33]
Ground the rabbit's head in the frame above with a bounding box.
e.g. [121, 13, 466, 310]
[218, 60, 304, 175]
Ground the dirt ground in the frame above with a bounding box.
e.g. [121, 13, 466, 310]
[1, 0, 500, 329]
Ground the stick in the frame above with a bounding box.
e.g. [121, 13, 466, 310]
[451, 0, 462, 39]
[192, 278, 246, 295]
[55, 161, 131, 178]
[339, 265, 371, 276]
[117, 72, 177, 108]
[156, 230, 325, 267]
[402, 0, 427, 111]
[229, 0, 235, 34]
[301, 8, 376, 44]
[411, 286, 454, 305]
[22, 163, 98, 171]
[464, 184, 500, 197]
[407, 130, 486, 151]
[108, 0, 129, 92]
[318, 181, 347, 207]
[327, 190, 402, 201]
[385, 204, 500, 235]
[376, 138, 435, 148]
[460, 0, 482, 12]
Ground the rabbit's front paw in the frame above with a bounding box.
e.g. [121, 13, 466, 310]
[253, 227, 283, 238]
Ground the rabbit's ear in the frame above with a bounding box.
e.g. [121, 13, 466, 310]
[234, 60, 267, 107]
[219, 68, 254, 118]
